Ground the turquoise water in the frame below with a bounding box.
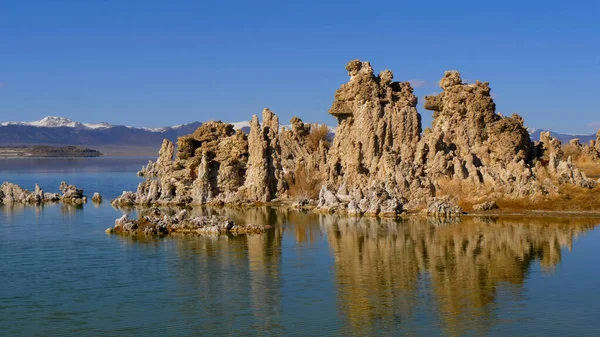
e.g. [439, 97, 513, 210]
[2, 158, 600, 336]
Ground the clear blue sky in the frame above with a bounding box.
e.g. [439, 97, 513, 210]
[1, 0, 598, 133]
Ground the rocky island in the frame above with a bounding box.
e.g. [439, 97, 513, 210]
[106, 209, 271, 236]
[110, 60, 599, 219]
[0, 145, 102, 158]
[0, 181, 93, 205]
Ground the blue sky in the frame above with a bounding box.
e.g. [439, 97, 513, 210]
[1, 0, 598, 133]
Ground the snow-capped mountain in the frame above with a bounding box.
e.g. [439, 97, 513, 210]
[0, 116, 203, 147]
[1, 116, 105, 129]
[0, 116, 187, 132]
[527, 127, 597, 144]
[5, 115, 591, 149]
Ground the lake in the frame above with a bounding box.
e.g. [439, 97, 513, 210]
[2, 157, 600, 336]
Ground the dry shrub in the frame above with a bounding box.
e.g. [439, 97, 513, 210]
[562, 143, 583, 160]
[573, 158, 600, 180]
[285, 163, 322, 199]
[436, 178, 488, 210]
[308, 123, 331, 150]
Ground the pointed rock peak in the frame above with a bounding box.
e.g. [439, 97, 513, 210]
[439, 70, 463, 89]
[261, 108, 279, 132]
[290, 116, 311, 137]
[345, 59, 374, 79]
[250, 114, 260, 129]
[378, 69, 394, 86]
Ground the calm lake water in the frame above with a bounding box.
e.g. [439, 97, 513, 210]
[2, 157, 600, 336]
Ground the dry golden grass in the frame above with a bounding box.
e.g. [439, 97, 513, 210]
[562, 143, 581, 159]
[436, 179, 472, 210]
[496, 185, 600, 212]
[436, 177, 600, 212]
[573, 159, 600, 180]
[308, 123, 331, 150]
[285, 164, 322, 200]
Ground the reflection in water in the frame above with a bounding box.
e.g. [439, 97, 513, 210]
[321, 215, 597, 336]
[1, 202, 84, 220]
[1, 202, 45, 219]
[43, 204, 599, 335]
[114, 207, 288, 335]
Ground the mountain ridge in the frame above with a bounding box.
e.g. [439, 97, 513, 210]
[0, 116, 596, 147]
[0, 116, 203, 147]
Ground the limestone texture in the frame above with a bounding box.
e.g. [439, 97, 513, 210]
[0, 181, 85, 204]
[113, 60, 599, 216]
[242, 109, 286, 202]
[108, 209, 271, 236]
[92, 192, 103, 203]
[566, 136, 600, 161]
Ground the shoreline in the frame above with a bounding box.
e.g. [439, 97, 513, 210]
[110, 201, 600, 219]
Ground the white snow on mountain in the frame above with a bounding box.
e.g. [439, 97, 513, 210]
[31, 116, 85, 128]
[229, 121, 251, 131]
[1, 116, 336, 134]
[83, 122, 113, 129]
[0, 116, 194, 133]
[526, 127, 538, 134]
[1, 116, 113, 130]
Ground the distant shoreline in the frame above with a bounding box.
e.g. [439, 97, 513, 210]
[0, 144, 162, 157]
[0, 145, 102, 158]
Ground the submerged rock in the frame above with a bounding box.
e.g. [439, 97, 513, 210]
[92, 192, 103, 203]
[107, 209, 271, 236]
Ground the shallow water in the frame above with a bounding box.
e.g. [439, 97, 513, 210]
[2, 158, 600, 336]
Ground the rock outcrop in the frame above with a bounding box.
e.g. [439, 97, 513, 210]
[114, 60, 599, 215]
[116, 112, 292, 207]
[59, 181, 87, 204]
[242, 109, 286, 202]
[92, 192, 103, 203]
[424, 197, 463, 216]
[321, 60, 432, 213]
[316, 62, 596, 212]
[472, 200, 499, 212]
[0, 181, 84, 205]
[106, 209, 271, 236]
[116, 121, 250, 206]
[565, 136, 600, 161]
[538, 132, 596, 188]
[138, 139, 175, 177]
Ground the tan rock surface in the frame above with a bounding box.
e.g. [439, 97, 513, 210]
[116, 60, 599, 215]
[242, 109, 286, 202]
[0, 181, 81, 204]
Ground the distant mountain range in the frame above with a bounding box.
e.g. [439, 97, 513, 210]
[527, 128, 597, 144]
[0, 116, 204, 147]
[0, 116, 596, 148]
